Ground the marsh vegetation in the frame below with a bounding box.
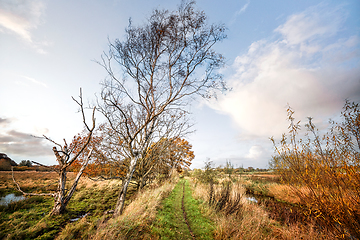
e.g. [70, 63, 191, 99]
[1, 164, 357, 239]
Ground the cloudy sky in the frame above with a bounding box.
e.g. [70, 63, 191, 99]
[1, 0, 359, 169]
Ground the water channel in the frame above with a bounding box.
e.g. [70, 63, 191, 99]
[245, 196, 258, 203]
[0, 193, 26, 206]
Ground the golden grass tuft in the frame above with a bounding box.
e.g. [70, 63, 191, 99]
[266, 183, 300, 204]
[89, 179, 177, 240]
[271, 222, 335, 240]
[56, 217, 95, 240]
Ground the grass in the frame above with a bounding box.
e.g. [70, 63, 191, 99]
[0, 196, 61, 239]
[0, 171, 68, 197]
[89, 179, 176, 240]
[152, 179, 191, 239]
[1, 170, 177, 239]
[191, 179, 275, 239]
[151, 178, 214, 239]
[0, 171, 123, 239]
[0, 170, 343, 239]
[190, 173, 334, 240]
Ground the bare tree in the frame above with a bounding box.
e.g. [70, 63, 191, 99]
[97, 1, 226, 216]
[12, 89, 96, 216]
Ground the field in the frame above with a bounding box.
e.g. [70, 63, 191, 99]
[0, 170, 348, 239]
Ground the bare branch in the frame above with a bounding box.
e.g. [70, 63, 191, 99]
[43, 135, 62, 149]
[64, 148, 93, 203]
[31, 161, 59, 172]
[12, 167, 55, 197]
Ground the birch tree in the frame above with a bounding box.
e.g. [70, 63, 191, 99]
[97, 1, 226, 216]
[12, 89, 96, 216]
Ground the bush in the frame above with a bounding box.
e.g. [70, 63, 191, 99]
[270, 101, 360, 239]
[193, 159, 218, 184]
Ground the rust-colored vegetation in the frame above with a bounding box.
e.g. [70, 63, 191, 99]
[270, 100, 360, 239]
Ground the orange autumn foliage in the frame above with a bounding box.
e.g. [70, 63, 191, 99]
[69, 126, 126, 178]
[146, 137, 194, 173]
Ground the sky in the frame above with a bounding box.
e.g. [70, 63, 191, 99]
[0, 0, 359, 169]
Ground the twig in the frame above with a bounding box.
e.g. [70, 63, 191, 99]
[11, 167, 55, 197]
[43, 135, 62, 149]
[31, 161, 59, 172]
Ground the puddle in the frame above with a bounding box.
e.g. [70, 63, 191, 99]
[70, 213, 89, 222]
[246, 196, 258, 203]
[0, 194, 26, 206]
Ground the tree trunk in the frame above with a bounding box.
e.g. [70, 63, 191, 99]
[139, 176, 145, 190]
[50, 169, 67, 215]
[50, 149, 93, 216]
[114, 154, 140, 216]
[138, 174, 148, 191]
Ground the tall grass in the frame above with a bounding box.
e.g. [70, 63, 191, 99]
[87, 179, 176, 239]
[191, 178, 332, 240]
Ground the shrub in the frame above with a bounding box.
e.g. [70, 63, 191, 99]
[208, 182, 244, 217]
[193, 159, 218, 184]
[270, 101, 360, 239]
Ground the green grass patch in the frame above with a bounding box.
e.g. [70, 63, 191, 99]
[0, 180, 122, 239]
[152, 179, 214, 239]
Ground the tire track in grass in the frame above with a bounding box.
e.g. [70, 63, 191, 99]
[182, 181, 196, 239]
[152, 179, 214, 239]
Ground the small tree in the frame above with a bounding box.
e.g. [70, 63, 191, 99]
[197, 158, 216, 184]
[224, 160, 234, 179]
[68, 124, 117, 178]
[13, 89, 96, 216]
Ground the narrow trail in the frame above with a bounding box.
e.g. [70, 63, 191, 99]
[152, 179, 214, 239]
[182, 181, 196, 240]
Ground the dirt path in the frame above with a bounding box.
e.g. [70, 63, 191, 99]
[152, 179, 214, 239]
[182, 181, 196, 239]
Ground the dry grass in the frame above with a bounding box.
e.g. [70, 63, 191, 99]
[192, 180, 277, 239]
[1, 169, 177, 239]
[0, 171, 109, 195]
[87, 178, 177, 240]
[240, 174, 302, 204]
[0, 171, 76, 196]
[271, 222, 332, 240]
[266, 183, 301, 204]
[0, 170, 68, 182]
[215, 203, 277, 240]
[190, 178, 333, 240]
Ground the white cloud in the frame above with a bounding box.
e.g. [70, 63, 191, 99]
[0, 0, 47, 53]
[275, 3, 346, 46]
[236, 1, 249, 15]
[245, 145, 263, 159]
[0, 117, 52, 159]
[230, 1, 249, 24]
[211, 3, 360, 139]
[21, 75, 48, 88]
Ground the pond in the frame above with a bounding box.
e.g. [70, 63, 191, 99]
[246, 196, 258, 203]
[0, 193, 26, 206]
[70, 212, 89, 222]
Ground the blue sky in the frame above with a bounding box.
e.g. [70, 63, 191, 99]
[0, 0, 359, 169]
